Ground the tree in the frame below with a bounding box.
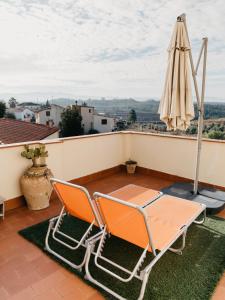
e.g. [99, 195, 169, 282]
[128, 109, 137, 123]
[8, 97, 17, 108]
[207, 130, 225, 140]
[46, 100, 50, 107]
[116, 120, 126, 131]
[189, 126, 197, 134]
[0, 101, 6, 118]
[60, 107, 84, 137]
[4, 112, 15, 119]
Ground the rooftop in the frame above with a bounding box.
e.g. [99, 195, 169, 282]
[35, 104, 65, 113]
[0, 118, 58, 144]
[7, 108, 32, 113]
[0, 131, 224, 299]
[18, 102, 40, 107]
[71, 104, 95, 109]
[1, 171, 224, 300]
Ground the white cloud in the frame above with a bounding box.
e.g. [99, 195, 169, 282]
[0, 0, 224, 101]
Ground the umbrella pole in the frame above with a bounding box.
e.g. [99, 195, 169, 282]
[193, 38, 208, 195]
[178, 14, 208, 194]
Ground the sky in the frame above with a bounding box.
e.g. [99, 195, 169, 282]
[0, 0, 225, 102]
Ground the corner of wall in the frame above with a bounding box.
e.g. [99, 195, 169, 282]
[122, 132, 132, 162]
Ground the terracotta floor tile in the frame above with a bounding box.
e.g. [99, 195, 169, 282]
[35, 259, 59, 278]
[87, 292, 105, 300]
[24, 247, 42, 262]
[43, 269, 68, 286]
[62, 288, 92, 300]
[32, 289, 62, 300]
[55, 276, 90, 297]
[0, 287, 10, 300]
[31, 278, 52, 296]
[218, 275, 225, 288]
[212, 286, 225, 300]
[9, 287, 37, 300]
[0, 269, 20, 289]
[0, 171, 224, 300]
[3, 270, 41, 296]
[217, 209, 225, 219]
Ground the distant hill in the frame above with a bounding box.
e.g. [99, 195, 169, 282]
[50, 98, 159, 112]
[50, 98, 225, 121]
[18, 102, 40, 107]
[49, 98, 76, 107]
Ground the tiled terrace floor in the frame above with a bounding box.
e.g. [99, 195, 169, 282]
[0, 171, 224, 300]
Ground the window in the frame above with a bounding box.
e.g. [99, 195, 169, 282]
[89, 109, 92, 113]
[101, 119, 107, 125]
[46, 111, 50, 116]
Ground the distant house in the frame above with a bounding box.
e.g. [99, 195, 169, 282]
[71, 104, 95, 133]
[18, 102, 41, 110]
[0, 119, 59, 144]
[35, 104, 64, 127]
[6, 108, 35, 122]
[70, 104, 116, 134]
[93, 114, 115, 133]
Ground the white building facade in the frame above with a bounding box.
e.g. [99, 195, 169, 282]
[35, 104, 64, 127]
[81, 106, 94, 133]
[93, 114, 115, 133]
[7, 108, 34, 122]
[71, 104, 94, 134]
[70, 104, 116, 134]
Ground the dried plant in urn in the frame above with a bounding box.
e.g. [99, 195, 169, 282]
[20, 144, 53, 210]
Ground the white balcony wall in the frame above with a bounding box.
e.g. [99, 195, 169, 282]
[129, 132, 225, 187]
[0, 133, 125, 201]
[1, 131, 225, 202]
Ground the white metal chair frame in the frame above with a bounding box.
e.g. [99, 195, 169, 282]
[84, 192, 206, 300]
[45, 178, 104, 271]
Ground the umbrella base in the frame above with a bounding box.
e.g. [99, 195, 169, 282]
[161, 182, 225, 215]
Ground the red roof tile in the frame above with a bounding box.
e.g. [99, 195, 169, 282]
[0, 118, 59, 144]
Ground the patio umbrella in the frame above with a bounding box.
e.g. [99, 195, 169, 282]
[159, 14, 208, 194]
[159, 19, 194, 131]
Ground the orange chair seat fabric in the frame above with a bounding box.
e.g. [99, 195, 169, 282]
[145, 195, 203, 250]
[97, 193, 203, 252]
[54, 182, 96, 225]
[109, 184, 160, 206]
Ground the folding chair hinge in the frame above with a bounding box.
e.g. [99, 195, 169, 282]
[49, 219, 55, 229]
[139, 270, 146, 280]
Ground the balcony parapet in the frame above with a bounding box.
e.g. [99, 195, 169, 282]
[1, 131, 225, 208]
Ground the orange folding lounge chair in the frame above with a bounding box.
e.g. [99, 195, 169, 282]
[45, 178, 103, 270]
[85, 191, 206, 300]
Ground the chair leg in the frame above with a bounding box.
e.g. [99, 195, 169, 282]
[93, 228, 149, 283]
[85, 242, 126, 300]
[45, 219, 87, 271]
[194, 209, 206, 224]
[85, 241, 151, 300]
[169, 230, 187, 255]
[138, 269, 151, 300]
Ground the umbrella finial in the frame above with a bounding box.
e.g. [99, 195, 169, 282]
[177, 13, 186, 22]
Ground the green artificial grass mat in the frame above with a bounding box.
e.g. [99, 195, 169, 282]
[19, 215, 225, 300]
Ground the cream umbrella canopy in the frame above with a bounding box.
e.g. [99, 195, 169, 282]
[159, 19, 194, 131]
[159, 14, 208, 195]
